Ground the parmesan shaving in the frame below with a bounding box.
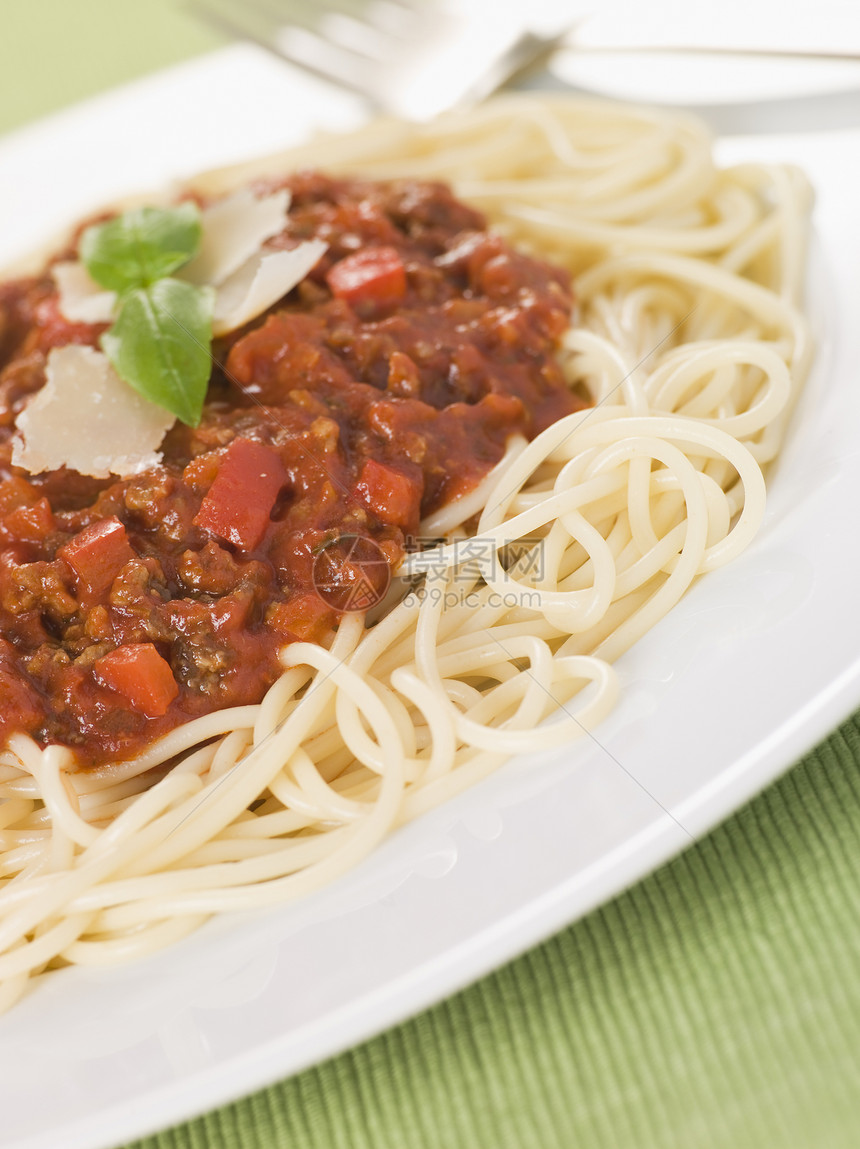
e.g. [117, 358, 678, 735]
[181, 188, 291, 287]
[52, 262, 116, 324]
[12, 346, 174, 479]
[212, 240, 327, 336]
[33, 194, 323, 479]
[53, 188, 316, 340]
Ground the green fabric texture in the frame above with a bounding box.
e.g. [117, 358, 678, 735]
[125, 713, 860, 1149]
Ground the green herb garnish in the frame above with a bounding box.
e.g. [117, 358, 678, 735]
[80, 204, 214, 426]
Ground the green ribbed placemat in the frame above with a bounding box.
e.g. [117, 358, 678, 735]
[126, 714, 860, 1149]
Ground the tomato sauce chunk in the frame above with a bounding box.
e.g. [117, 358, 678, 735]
[3, 497, 55, 545]
[95, 644, 179, 717]
[267, 593, 335, 643]
[356, 458, 421, 531]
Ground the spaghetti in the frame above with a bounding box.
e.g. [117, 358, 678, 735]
[0, 95, 813, 1011]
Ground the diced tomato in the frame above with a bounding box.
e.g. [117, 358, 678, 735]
[94, 643, 179, 717]
[0, 476, 40, 517]
[3, 498, 56, 545]
[267, 593, 335, 642]
[326, 246, 407, 310]
[58, 516, 136, 606]
[355, 458, 421, 531]
[194, 438, 287, 553]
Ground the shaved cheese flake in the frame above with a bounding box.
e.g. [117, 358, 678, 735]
[12, 346, 175, 479]
[181, 188, 291, 287]
[52, 262, 116, 324]
[212, 239, 327, 337]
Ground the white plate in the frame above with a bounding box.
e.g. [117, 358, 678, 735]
[2, 45, 860, 1149]
[553, 0, 860, 106]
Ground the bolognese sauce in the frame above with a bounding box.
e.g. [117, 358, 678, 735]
[0, 174, 582, 766]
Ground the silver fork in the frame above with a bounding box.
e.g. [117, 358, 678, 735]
[186, 0, 575, 120]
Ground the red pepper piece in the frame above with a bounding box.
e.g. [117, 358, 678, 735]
[356, 458, 421, 531]
[58, 516, 135, 605]
[326, 246, 407, 310]
[95, 643, 179, 717]
[194, 438, 287, 553]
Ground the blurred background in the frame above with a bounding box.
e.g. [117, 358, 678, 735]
[0, 0, 224, 135]
[3, 0, 860, 138]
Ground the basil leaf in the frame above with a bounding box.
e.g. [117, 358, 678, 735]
[80, 204, 202, 294]
[101, 278, 215, 427]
